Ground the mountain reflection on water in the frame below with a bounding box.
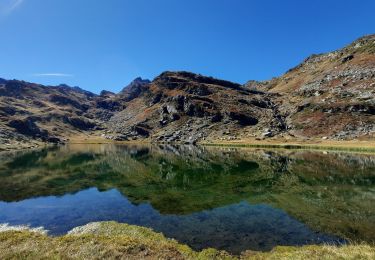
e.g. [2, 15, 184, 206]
[0, 144, 374, 253]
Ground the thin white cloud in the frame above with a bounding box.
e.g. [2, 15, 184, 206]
[32, 73, 74, 77]
[0, 0, 24, 15]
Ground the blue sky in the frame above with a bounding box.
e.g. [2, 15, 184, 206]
[0, 0, 374, 93]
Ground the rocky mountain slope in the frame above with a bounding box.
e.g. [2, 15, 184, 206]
[0, 80, 126, 148]
[107, 71, 286, 143]
[0, 34, 374, 149]
[246, 34, 375, 140]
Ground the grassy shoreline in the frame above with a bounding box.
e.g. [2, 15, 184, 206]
[0, 222, 374, 259]
[202, 142, 375, 153]
[67, 135, 375, 153]
[1, 134, 374, 153]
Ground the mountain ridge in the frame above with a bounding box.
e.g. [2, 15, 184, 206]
[0, 34, 374, 149]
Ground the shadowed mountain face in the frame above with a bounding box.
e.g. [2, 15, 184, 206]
[0, 80, 125, 146]
[0, 35, 374, 147]
[0, 144, 374, 246]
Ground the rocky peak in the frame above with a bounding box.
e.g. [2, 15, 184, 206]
[100, 90, 115, 98]
[0, 78, 7, 85]
[56, 84, 96, 97]
[133, 77, 150, 83]
[154, 71, 242, 91]
[118, 77, 151, 101]
[120, 77, 151, 92]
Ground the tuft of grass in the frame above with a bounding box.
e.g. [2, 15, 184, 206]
[246, 244, 375, 260]
[0, 222, 233, 260]
[0, 222, 374, 259]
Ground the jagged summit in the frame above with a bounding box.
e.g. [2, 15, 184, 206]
[56, 84, 96, 97]
[100, 90, 115, 97]
[119, 77, 151, 92]
[154, 71, 243, 91]
[118, 77, 151, 101]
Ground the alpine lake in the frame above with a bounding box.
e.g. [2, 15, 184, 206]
[0, 144, 374, 254]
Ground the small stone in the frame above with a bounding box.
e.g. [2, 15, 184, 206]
[262, 131, 273, 138]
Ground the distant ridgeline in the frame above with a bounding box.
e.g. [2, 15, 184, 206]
[0, 34, 374, 147]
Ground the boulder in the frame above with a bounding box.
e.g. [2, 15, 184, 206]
[342, 54, 354, 63]
[228, 112, 258, 126]
[47, 136, 63, 144]
[132, 124, 151, 137]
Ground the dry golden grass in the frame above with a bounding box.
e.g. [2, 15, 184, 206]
[0, 222, 233, 260]
[202, 137, 375, 153]
[67, 134, 375, 153]
[247, 244, 375, 260]
[0, 222, 374, 260]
